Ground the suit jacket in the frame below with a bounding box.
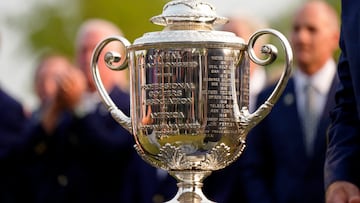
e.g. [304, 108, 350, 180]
[0, 88, 32, 203]
[324, 0, 360, 190]
[203, 159, 247, 203]
[121, 154, 178, 203]
[0, 88, 29, 158]
[241, 75, 339, 203]
[25, 86, 141, 203]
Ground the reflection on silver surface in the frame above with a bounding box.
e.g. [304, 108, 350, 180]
[91, 0, 293, 202]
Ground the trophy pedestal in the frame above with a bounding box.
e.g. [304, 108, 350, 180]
[166, 170, 215, 203]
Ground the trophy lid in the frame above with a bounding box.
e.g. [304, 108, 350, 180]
[132, 0, 245, 46]
[150, 0, 228, 29]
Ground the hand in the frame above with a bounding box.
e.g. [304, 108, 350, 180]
[141, 106, 153, 125]
[55, 67, 86, 110]
[326, 181, 360, 203]
[41, 67, 86, 133]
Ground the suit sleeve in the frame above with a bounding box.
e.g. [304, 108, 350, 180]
[324, 3, 360, 189]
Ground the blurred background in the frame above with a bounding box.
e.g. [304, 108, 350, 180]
[0, 0, 340, 110]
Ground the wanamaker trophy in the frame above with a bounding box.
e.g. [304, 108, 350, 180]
[91, 0, 293, 202]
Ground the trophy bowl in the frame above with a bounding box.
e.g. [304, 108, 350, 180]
[91, 0, 293, 202]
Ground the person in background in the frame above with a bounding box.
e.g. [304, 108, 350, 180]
[324, 1, 360, 203]
[74, 18, 143, 202]
[25, 53, 86, 202]
[240, 1, 340, 203]
[0, 33, 32, 203]
[222, 15, 269, 112]
[25, 19, 140, 203]
[202, 15, 269, 202]
[31, 53, 85, 127]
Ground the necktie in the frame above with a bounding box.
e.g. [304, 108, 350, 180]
[303, 82, 318, 156]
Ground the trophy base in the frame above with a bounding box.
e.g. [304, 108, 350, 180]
[165, 170, 216, 203]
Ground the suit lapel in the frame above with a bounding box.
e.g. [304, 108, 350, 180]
[313, 75, 339, 155]
[279, 79, 309, 159]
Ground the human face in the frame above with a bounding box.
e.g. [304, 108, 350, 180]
[76, 29, 126, 92]
[290, 3, 339, 75]
[35, 56, 71, 103]
[76, 30, 105, 91]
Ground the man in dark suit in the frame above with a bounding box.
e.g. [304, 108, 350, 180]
[0, 33, 33, 203]
[27, 18, 178, 203]
[240, 1, 340, 203]
[324, 1, 360, 202]
[0, 88, 33, 203]
[73, 19, 178, 203]
[25, 19, 139, 203]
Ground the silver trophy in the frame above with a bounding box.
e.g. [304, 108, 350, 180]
[91, 0, 293, 202]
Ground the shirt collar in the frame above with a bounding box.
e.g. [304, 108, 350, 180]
[294, 59, 336, 95]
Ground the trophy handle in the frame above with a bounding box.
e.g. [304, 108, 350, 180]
[91, 36, 133, 132]
[233, 28, 293, 132]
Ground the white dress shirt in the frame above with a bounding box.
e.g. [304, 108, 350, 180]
[294, 59, 337, 125]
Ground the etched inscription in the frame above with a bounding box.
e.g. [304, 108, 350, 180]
[145, 98, 193, 105]
[146, 61, 198, 69]
[140, 49, 200, 136]
[151, 112, 185, 119]
[145, 49, 199, 68]
[141, 123, 201, 136]
[142, 83, 196, 91]
[204, 52, 240, 142]
[148, 90, 183, 98]
[141, 123, 201, 131]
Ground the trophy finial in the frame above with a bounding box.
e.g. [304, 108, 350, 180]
[150, 0, 228, 30]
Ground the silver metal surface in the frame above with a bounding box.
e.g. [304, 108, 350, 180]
[91, 0, 293, 202]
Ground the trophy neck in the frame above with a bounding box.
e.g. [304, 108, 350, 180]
[164, 22, 213, 31]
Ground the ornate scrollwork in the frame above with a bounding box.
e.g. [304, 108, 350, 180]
[135, 142, 244, 171]
[202, 143, 231, 170]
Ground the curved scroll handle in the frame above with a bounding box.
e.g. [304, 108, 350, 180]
[233, 28, 293, 133]
[91, 36, 133, 133]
